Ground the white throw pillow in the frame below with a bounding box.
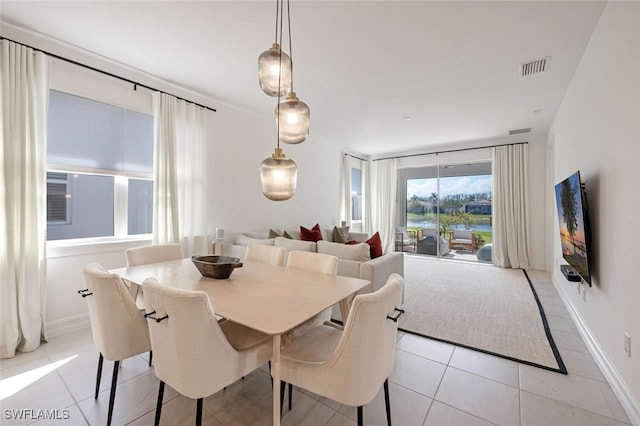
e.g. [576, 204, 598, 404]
[317, 240, 371, 262]
[234, 233, 275, 246]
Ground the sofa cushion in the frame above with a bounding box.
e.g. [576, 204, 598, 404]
[274, 237, 317, 252]
[317, 240, 370, 262]
[336, 258, 360, 279]
[300, 224, 323, 242]
[366, 232, 383, 258]
[234, 233, 275, 246]
[332, 226, 350, 243]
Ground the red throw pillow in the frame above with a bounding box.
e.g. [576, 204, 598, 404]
[300, 223, 323, 242]
[366, 232, 383, 258]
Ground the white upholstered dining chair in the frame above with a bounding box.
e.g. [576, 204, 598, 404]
[142, 278, 272, 426]
[284, 251, 339, 342]
[124, 243, 184, 305]
[80, 263, 152, 426]
[245, 244, 286, 266]
[278, 273, 404, 425]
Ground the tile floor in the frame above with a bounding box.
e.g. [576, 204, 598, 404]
[0, 267, 633, 425]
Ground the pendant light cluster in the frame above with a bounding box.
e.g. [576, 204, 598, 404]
[259, 0, 310, 201]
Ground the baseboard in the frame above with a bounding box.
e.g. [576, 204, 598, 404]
[552, 276, 640, 425]
[44, 313, 91, 339]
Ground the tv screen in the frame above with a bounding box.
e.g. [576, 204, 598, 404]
[554, 171, 593, 285]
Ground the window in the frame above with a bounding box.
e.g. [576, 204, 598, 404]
[351, 167, 363, 222]
[46, 90, 153, 241]
[402, 161, 492, 259]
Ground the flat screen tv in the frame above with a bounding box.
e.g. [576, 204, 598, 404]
[554, 171, 593, 286]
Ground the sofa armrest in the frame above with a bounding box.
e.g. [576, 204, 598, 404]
[359, 252, 404, 302]
[332, 252, 404, 323]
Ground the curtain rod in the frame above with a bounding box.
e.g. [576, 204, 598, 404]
[1, 36, 217, 112]
[343, 153, 367, 162]
[372, 141, 528, 161]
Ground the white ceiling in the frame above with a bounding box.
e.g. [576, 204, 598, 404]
[1, 1, 606, 155]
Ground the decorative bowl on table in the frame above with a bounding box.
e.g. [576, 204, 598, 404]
[191, 255, 243, 279]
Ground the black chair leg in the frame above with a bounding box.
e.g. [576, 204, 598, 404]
[288, 383, 292, 410]
[149, 351, 153, 367]
[154, 381, 165, 426]
[384, 379, 391, 426]
[357, 406, 363, 426]
[280, 381, 286, 415]
[95, 353, 104, 399]
[196, 398, 203, 426]
[107, 360, 120, 426]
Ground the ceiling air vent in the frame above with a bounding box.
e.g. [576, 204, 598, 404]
[520, 57, 549, 77]
[509, 128, 531, 135]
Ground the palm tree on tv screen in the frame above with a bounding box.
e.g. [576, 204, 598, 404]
[560, 179, 579, 254]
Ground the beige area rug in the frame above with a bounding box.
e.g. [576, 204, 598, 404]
[399, 256, 566, 373]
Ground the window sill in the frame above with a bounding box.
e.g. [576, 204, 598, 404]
[47, 236, 152, 259]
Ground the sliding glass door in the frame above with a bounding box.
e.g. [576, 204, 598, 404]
[402, 162, 492, 261]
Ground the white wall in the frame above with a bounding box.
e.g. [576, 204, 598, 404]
[206, 106, 344, 241]
[549, 2, 640, 422]
[2, 24, 344, 334]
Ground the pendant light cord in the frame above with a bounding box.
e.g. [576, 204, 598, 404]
[273, 0, 280, 43]
[276, 0, 285, 150]
[287, 0, 294, 92]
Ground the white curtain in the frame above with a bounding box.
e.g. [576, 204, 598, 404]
[339, 154, 352, 228]
[492, 144, 531, 268]
[0, 40, 50, 358]
[361, 159, 371, 234]
[152, 92, 208, 257]
[369, 158, 397, 253]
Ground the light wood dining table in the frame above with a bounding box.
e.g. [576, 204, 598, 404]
[109, 257, 370, 425]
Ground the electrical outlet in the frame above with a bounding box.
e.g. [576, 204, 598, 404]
[624, 332, 631, 356]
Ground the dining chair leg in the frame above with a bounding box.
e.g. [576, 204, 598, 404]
[95, 353, 104, 399]
[196, 398, 203, 426]
[148, 351, 153, 367]
[154, 381, 165, 426]
[107, 360, 120, 426]
[384, 379, 392, 426]
[279, 381, 286, 415]
[288, 383, 292, 410]
[357, 406, 363, 426]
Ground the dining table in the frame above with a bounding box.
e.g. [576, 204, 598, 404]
[109, 257, 370, 425]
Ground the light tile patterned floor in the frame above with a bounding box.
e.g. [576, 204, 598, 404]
[0, 265, 632, 425]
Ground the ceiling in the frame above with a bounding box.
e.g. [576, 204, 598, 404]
[0, 1, 606, 156]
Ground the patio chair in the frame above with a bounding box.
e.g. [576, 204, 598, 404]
[417, 228, 449, 256]
[394, 226, 417, 252]
[449, 229, 476, 252]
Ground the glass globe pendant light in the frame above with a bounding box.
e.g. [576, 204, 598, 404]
[260, 147, 297, 201]
[258, 0, 305, 201]
[258, 44, 292, 97]
[260, 34, 297, 201]
[277, 91, 310, 144]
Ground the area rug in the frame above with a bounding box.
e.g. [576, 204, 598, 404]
[399, 256, 566, 373]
